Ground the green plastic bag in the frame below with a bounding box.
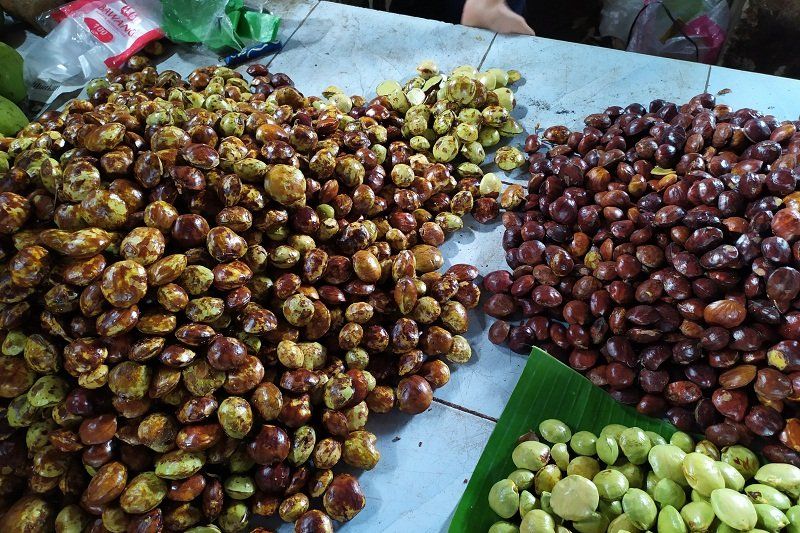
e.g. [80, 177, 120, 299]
[160, 0, 280, 52]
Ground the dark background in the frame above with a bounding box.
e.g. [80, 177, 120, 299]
[349, 0, 800, 79]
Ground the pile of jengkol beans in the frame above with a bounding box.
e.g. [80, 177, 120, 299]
[5, 46, 800, 533]
[0, 57, 524, 532]
[484, 94, 800, 465]
[487, 419, 800, 533]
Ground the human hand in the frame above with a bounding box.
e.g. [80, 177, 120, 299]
[461, 0, 535, 35]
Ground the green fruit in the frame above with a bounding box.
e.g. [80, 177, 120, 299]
[0, 43, 25, 103]
[0, 95, 27, 136]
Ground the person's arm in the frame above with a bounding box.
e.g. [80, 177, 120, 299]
[461, 0, 535, 35]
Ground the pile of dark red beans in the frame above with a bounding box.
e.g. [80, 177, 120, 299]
[484, 93, 800, 466]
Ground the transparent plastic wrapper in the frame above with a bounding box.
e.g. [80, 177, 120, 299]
[23, 0, 163, 85]
[600, 0, 643, 43]
[600, 0, 729, 64]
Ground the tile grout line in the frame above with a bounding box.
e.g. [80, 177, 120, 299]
[266, 0, 321, 67]
[433, 397, 498, 423]
[477, 33, 499, 70]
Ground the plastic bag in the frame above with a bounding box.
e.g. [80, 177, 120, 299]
[599, 0, 644, 44]
[160, 0, 235, 50]
[23, 0, 163, 85]
[160, 0, 280, 53]
[626, 0, 729, 64]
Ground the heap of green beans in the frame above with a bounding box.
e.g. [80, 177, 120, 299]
[488, 419, 800, 533]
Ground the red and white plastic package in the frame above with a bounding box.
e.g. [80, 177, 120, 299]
[24, 0, 163, 84]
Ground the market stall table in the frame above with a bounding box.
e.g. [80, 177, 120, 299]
[261, 5, 800, 530]
[8, 1, 800, 530]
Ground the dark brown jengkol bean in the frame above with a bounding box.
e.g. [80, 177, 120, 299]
[484, 93, 800, 461]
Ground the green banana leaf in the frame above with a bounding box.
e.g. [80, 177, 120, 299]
[450, 346, 679, 532]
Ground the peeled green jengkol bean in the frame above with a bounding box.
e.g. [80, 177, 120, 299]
[520, 509, 554, 533]
[670, 432, 695, 454]
[519, 490, 536, 517]
[786, 506, 800, 533]
[596, 434, 619, 465]
[645, 470, 659, 495]
[694, 439, 720, 460]
[690, 488, 708, 503]
[682, 452, 725, 497]
[550, 475, 599, 521]
[755, 463, 800, 499]
[598, 499, 623, 521]
[611, 462, 644, 489]
[508, 469, 534, 491]
[489, 521, 520, 533]
[535, 464, 562, 494]
[539, 491, 553, 515]
[622, 488, 657, 530]
[593, 469, 629, 501]
[716, 460, 745, 491]
[512, 441, 551, 471]
[573, 512, 609, 533]
[567, 456, 600, 480]
[711, 488, 758, 530]
[648, 444, 687, 485]
[619, 427, 652, 465]
[754, 503, 791, 532]
[607, 512, 640, 533]
[489, 479, 520, 519]
[570, 431, 597, 456]
[658, 505, 688, 533]
[680, 500, 715, 532]
[551, 443, 569, 471]
[539, 419, 572, 444]
[721, 445, 760, 479]
[715, 523, 741, 533]
[600, 424, 626, 440]
[645, 431, 666, 446]
[653, 478, 687, 509]
[746, 484, 793, 510]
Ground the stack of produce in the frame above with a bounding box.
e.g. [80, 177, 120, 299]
[0, 56, 520, 531]
[484, 94, 800, 463]
[487, 419, 800, 533]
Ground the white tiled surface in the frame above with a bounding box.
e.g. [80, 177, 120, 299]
[269, 0, 321, 40]
[266, 0, 495, 98]
[343, 402, 494, 533]
[706, 65, 800, 121]
[436, 217, 529, 420]
[253, 401, 494, 533]
[484, 35, 713, 135]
